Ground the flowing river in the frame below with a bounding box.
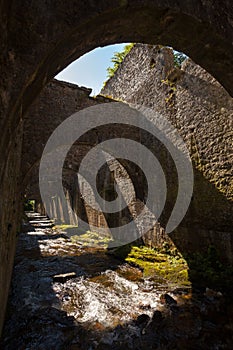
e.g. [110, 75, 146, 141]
[1, 213, 232, 350]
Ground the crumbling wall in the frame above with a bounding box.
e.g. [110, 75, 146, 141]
[102, 44, 233, 262]
[1, 0, 233, 336]
[102, 44, 233, 203]
[24, 59, 233, 265]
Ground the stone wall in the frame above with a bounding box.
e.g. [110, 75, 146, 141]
[1, 0, 233, 336]
[102, 44, 233, 202]
[22, 80, 115, 227]
[102, 44, 233, 261]
[23, 79, 171, 247]
[24, 57, 233, 265]
[22, 80, 112, 183]
[23, 80, 143, 238]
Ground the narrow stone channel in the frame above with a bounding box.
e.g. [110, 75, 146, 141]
[1, 213, 232, 349]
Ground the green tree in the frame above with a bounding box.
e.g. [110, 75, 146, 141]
[107, 43, 135, 78]
[174, 51, 187, 68]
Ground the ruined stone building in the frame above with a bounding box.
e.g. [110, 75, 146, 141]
[23, 43, 233, 262]
[0, 1, 233, 335]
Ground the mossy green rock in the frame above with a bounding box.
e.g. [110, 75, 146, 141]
[125, 246, 190, 286]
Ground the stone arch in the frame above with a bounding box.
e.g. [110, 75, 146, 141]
[23, 147, 143, 238]
[1, 0, 233, 334]
[4, 1, 233, 159]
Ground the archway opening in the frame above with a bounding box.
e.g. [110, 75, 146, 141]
[2, 2, 233, 345]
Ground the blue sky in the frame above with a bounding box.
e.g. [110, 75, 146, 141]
[56, 43, 127, 96]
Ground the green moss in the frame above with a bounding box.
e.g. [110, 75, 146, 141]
[71, 230, 112, 248]
[24, 199, 35, 211]
[125, 245, 190, 286]
[53, 225, 112, 247]
[53, 224, 78, 230]
[161, 78, 177, 107]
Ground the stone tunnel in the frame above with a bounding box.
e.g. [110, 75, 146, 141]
[0, 0, 233, 336]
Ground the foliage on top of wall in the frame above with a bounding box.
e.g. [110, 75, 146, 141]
[102, 44, 186, 90]
[106, 43, 135, 79]
[173, 51, 187, 68]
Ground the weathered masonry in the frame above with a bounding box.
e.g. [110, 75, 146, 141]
[102, 44, 233, 260]
[23, 45, 233, 268]
[1, 0, 233, 334]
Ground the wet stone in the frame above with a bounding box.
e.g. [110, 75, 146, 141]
[1, 212, 233, 350]
[135, 314, 150, 325]
[160, 293, 177, 306]
[152, 310, 163, 323]
[53, 272, 77, 283]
